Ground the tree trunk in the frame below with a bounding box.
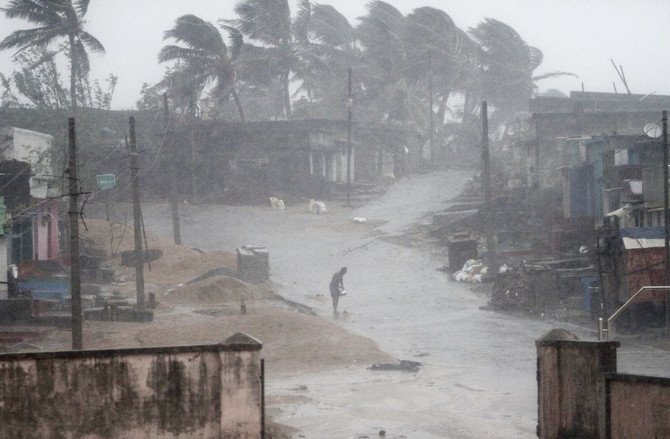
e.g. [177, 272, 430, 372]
[232, 87, 246, 122]
[69, 33, 77, 116]
[282, 72, 291, 119]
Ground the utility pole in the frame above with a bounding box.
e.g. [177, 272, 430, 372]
[164, 93, 181, 245]
[129, 117, 145, 311]
[663, 110, 669, 334]
[482, 101, 498, 275]
[429, 51, 434, 164]
[68, 118, 82, 350]
[346, 67, 353, 206]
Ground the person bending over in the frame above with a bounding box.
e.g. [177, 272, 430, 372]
[329, 267, 347, 314]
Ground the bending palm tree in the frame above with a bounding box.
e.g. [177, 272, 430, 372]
[0, 0, 105, 115]
[300, 3, 360, 117]
[469, 18, 575, 121]
[159, 14, 245, 121]
[226, 0, 311, 119]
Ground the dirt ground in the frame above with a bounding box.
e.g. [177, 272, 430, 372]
[33, 218, 394, 380]
[19, 170, 670, 439]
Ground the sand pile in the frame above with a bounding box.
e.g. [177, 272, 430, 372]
[164, 275, 274, 305]
[58, 217, 393, 377]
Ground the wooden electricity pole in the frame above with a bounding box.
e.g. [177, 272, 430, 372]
[429, 51, 434, 164]
[68, 117, 83, 350]
[164, 93, 181, 245]
[129, 117, 145, 311]
[346, 67, 353, 206]
[482, 101, 498, 275]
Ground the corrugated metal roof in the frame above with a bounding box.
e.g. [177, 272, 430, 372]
[621, 226, 665, 239]
[621, 226, 665, 249]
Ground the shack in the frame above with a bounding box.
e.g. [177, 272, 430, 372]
[598, 222, 667, 324]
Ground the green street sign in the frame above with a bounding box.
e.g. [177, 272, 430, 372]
[97, 174, 116, 190]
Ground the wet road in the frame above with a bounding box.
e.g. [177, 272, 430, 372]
[138, 169, 670, 438]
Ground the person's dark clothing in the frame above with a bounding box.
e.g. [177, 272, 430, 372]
[329, 267, 347, 313]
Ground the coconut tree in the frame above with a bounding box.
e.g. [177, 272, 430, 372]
[225, 0, 312, 119]
[298, 2, 360, 117]
[405, 8, 476, 120]
[159, 14, 245, 121]
[0, 0, 105, 115]
[356, 1, 421, 124]
[468, 18, 574, 122]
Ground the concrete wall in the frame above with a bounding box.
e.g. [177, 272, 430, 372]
[537, 329, 670, 439]
[536, 329, 619, 439]
[0, 332, 263, 439]
[607, 374, 670, 439]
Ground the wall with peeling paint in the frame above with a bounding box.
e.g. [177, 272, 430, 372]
[536, 329, 619, 439]
[536, 329, 670, 439]
[0, 332, 262, 439]
[607, 374, 670, 439]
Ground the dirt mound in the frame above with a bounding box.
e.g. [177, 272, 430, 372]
[164, 275, 274, 305]
[81, 218, 238, 288]
[67, 217, 393, 380]
[135, 306, 393, 375]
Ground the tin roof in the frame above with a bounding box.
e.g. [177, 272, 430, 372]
[621, 226, 665, 249]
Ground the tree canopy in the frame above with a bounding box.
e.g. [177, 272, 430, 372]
[0, 0, 106, 115]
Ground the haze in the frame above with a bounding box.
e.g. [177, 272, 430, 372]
[1, 0, 669, 109]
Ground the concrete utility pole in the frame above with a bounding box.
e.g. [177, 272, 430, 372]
[164, 93, 181, 245]
[482, 101, 498, 275]
[129, 117, 145, 311]
[346, 67, 353, 206]
[68, 118, 83, 350]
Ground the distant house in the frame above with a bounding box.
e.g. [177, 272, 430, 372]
[520, 91, 670, 191]
[0, 127, 54, 198]
[179, 119, 417, 203]
[598, 223, 666, 312]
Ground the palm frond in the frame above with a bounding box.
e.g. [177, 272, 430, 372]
[532, 71, 578, 82]
[164, 15, 226, 55]
[220, 24, 244, 59]
[0, 26, 68, 52]
[309, 3, 354, 48]
[2, 0, 62, 25]
[73, 0, 90, 17]
[78, 31, 105, 54]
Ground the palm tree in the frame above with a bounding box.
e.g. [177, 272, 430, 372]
[469, 18, 575, 122]
[299, 3, 360, 117]
[0, 0, 105, 115]
[405, 8, 475, 115]
[225, 0, 312, 119]
[356, 1, 420, 124]
[158, 14, 245, 121]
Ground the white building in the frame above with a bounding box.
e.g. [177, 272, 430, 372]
[0, 127, 54, 198]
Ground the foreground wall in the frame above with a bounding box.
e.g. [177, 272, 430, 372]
[536, 329, 619, 439]
[537, 329, 670, 439]
[607, 374, 670, 439]
[0, 332, 262, 439]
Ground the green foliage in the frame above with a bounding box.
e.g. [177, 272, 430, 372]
[0, 0, 105, 114]
[158, 14, 245, 121]
[0, 47, 69, 109]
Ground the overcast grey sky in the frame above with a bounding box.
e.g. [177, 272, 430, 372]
[1, 0, 668, 109]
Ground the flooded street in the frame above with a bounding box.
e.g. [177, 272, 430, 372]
[141, 169, 669, 438]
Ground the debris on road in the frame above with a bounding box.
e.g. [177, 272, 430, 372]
[369, 359, 422, 372]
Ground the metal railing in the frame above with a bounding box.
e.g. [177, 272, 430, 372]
[598, 286, 670, 340]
